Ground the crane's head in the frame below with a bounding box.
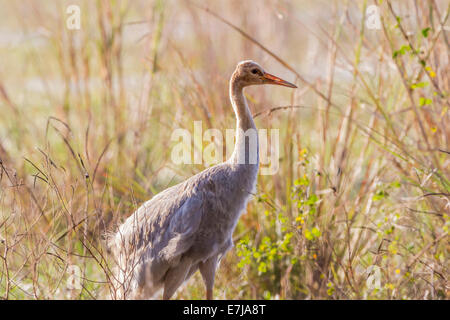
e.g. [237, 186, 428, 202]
[232, 60, 297, 88]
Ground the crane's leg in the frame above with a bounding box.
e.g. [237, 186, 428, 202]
[199, 256, 218, 300]
[163, 256, 192, 300]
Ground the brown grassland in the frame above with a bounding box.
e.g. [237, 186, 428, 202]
[0, 0, 448, 299]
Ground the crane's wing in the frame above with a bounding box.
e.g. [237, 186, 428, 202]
[157, 195, 203, 265]
[114, 185, 205, 289]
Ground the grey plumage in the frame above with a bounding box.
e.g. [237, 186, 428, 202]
[110, 60, 297, 299]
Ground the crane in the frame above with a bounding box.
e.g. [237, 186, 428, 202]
[110, 60, 297, 299]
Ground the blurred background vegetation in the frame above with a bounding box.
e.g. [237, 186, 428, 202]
[0, 0, 448, 299]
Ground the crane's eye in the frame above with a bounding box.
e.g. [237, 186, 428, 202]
[251, 69, 259, 75]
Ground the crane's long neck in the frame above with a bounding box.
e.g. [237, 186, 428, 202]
[228, 78, 259, 167]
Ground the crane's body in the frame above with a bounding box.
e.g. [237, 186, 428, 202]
[111, 61, 296, 299]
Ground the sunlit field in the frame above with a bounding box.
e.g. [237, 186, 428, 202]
[0, 0, 448, 300]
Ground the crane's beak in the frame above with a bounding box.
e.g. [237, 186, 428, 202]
[263, 72, 297, 88]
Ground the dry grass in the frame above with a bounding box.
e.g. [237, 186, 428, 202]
[0, 0, 448, 299]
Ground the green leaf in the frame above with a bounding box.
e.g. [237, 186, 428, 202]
[294, 175, 310, 186]
[421, 27, 431, 38]
[419, 97, 432, 107]
[390, 181, 401, 188]
[393, 45, 411, 58]
[306, 194, 319, 206]
[305, 227, 321, 240]
[305, 229, 314, 241]
[411, 81, 429, 89]
[258, 262, 267, 273]
[373, 189, 389, 201]
[311, 227, 322, 238]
